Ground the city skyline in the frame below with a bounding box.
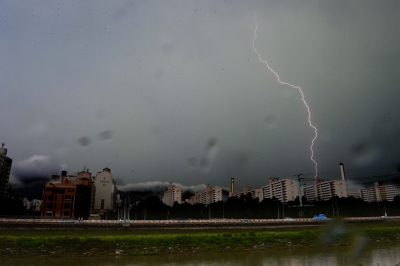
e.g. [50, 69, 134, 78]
[2, 1, 400, 192]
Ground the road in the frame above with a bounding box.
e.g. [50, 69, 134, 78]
[0, 216, 397, 227]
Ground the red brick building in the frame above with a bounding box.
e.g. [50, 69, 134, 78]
[41, 170, 93, 218]
[41, 183, 76, 217]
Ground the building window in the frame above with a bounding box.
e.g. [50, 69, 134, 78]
[64, 211, 70, 216]
[67, 188, 74, 192]
[65, 196, 71, 200]
[55, 188, 64, 194]
[64, 203, 71, 208]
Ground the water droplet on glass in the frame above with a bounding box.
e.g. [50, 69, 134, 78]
[97, 130, 114, 141]
[154, 67, 164, 81]
[199, 158, 209, 168]
[348, 235, 369, 262]
[206, 138, 217, 148]
[187, 157, 197, 167]
[162, 41, 174, 53]
[319, 219, 345, 244]
[351, 140, 381, 166]
[265, 115, 276, 129]
[77, 136, 91, 147]
[372, 115, 400, 149]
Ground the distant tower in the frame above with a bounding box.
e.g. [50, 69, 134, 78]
[340, 163, 346, 181]
[340, 162, 348, 197]
[231, 178, 235, 193]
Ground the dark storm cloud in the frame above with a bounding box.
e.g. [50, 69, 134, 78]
[119, 181, 209, 194]
[1, 1, 400, 192]
[13, 155, 56, 184]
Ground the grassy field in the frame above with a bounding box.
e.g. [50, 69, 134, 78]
[1, 220, 399, 257]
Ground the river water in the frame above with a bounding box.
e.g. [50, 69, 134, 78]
[1, 243, 399, 266]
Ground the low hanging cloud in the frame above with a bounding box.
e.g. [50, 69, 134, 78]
[118, 181, 230, 197]
[13, 155, 56, 183]
[118, 181, 208, 194]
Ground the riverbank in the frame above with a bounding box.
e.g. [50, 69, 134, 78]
[1, 220, 399, 258]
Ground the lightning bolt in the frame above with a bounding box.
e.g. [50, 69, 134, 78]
[252, 12, 318, 179]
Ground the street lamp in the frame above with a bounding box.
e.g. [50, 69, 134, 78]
[105, 208, 109, 221]
[383, 201, 387, 217]
[276, 200, 280, 219]
[294, 174, 304, 207]
[222, 200, 225, 220]
[332, 201, 339, 218]
[144, 201, 147, 220]
[135, 201, 139, 220]
[116, 199, 122, 221]
[208, 203, 211, 220]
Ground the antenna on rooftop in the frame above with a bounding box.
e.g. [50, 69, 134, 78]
[1, 143, 4, 148]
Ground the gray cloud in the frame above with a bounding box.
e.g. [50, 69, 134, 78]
[13, 155, 56, 184]
[1, 1, 400, 192]
[119, 181, 212, 194]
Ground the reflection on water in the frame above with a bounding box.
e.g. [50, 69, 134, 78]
[1, 243, 400, 266]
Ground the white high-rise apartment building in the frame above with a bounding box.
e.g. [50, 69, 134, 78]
[230, 186, 252, 199]
[162, 185, 182, 207]
[92, 167, 117, 213]
[188, 186, 223, 205]
[359, 182, 400, 202]
[211, 187, 223, 203]
[303, 179, 348, 202]
[261, 178, 298, 203]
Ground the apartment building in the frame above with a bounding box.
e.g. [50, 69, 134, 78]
[92, 167, 117, 213]
[0, 143, 12, 198]
[359, 182, 400, 202]
[211, 187, 223, 203]
[162, 185, 182, 207]
[41, 183, 77, 217]
[261, 178, 298, 203]
[303, 179, 348, 202]
[187, 186, 225, 205]
[41, 170, 93, 218]
[230, 186, 252, 198]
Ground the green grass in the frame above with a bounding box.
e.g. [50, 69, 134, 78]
[1, 221, 399, 258]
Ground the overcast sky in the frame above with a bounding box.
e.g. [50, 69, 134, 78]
[2, 1, 400, 193]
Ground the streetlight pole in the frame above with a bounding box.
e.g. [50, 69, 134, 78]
[332, 201, 339, 218]
[222, 201, 224, 220]
[294, 174, 304, 207]
[127, 197, 131, 221]
[135, 202, 139, 220]
[144, 201, 147, 220]
[336, 204, 339, 217]
[332, 204, 335, 218]
[384, 201, 387, 217]
[276, 200, 280, 219]
[209, 202, 211, 220]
